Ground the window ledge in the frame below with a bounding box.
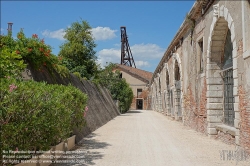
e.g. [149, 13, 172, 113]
[215, 124, 237, 136]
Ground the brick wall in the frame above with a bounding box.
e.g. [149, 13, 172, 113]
[238, 85, 250, 153]
[183, 78, 207, 134]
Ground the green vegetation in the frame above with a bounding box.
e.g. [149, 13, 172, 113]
[0, 21, 134, 166]
[0, 30, 61, 78]
[0, 77, 88, 151]
[0, 30, 88, 165]
[59, 20, 98, 79]
[0, 47, 27, 78]
[95, 63, 133, 113]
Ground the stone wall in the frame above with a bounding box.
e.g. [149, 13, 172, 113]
[150, 0, 250, 150]
[22, 65, 120, 143]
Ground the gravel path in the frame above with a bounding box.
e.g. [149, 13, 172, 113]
[52, 110, 250, 166]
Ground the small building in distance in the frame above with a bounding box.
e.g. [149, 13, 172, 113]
[114, 64, 153, 110]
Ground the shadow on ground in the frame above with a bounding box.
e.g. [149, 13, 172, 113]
[51, 133, 110, 166]
[127, 110, 142, 113]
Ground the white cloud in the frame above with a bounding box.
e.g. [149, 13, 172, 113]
[135, 61, 150, 67]
[97, 48, 120, 68]
[97, 43, 164, 69]
[130, 44, 164, 59]
[42, 29, 66, 40]
[91, 27, 117, 41]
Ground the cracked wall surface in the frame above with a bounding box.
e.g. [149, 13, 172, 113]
[149, 0, 250, 151]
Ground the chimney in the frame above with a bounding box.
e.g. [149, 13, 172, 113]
[7, 22, 13, 36]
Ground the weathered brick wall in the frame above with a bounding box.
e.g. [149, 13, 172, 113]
[238, 85, 250, 153]
[183, 78, 207, 134]
[183, 85, 197, 129]
[23, 65, 120, 143]
[215, 132, 235, 145]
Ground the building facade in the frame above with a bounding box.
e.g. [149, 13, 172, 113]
[149, 0, 250, 150]
[115, 64, 152, 110]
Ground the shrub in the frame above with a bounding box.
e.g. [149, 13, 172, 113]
[95, 63, 133, 113]
[14, 30, 58, 71]
[110, 78, 133, 113]
[54, 64, 70, 78]
[0, 78, 88, 151]
[73, 72, 82, 80]
[0, 47, 27, 78]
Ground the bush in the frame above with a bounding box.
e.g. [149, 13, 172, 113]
[54, 64, 70, 78]
[95, 63, 133, 113]
[73, 72, 82, 80]
[110, 78, 133, 113]
[0, 78, 88, 151]
[0, 47, 27, 78]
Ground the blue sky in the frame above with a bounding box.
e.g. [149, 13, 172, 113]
[1, 1, 195, 72]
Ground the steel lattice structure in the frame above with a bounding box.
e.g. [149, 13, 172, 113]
[120, 26, 136, 68]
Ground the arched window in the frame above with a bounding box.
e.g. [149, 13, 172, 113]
[175, 61, 180, 81]
[222, 30, 234, 126]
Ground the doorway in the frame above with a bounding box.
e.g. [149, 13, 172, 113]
[136, 99, 143, 110]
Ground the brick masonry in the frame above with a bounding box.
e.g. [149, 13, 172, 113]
[238, 85, 250, 153]
[149, 0, 250, 150]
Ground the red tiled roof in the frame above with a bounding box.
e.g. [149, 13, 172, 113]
[115, 64, 153, 83]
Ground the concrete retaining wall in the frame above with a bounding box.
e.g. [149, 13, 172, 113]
[22, 65, 120, 143]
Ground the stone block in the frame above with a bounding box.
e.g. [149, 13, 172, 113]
[233, 57, 238, 70]
[207, 103, 223, 110]
[207, 97, 223, 103]
[207, 115, 223, 123]
[233, 88, 238, 97]
[234, 96, 239, 103]
[233, 87, 238, 96]
[207, 109, 223, 116]
[208, 128, 218, 135]
[234, 119, 240, 129]
[219, 5, 224, 18]
[233, 69, 238, 78]
[207, 90, 223, 98]
[207, 63, 220, 70]
[227, 15, 233, 30]
[234, 103, 239, 112]
[207, 84, 223, 91]
[233, 47, 237, 58]
[207, 122, 222, 128]
[232, 30, 236, 49]
[233, 78, 238, 87]
[207, 69, 222, 78]
[215, 124, 237, 136]
[224, 7, 228, 21]
[207, 77, 223, 85]
[234, 111, 240, 120]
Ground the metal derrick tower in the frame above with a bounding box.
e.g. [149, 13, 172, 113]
[120, 26, 136, 68]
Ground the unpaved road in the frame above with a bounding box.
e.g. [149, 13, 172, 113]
[52, 110, 250, 166]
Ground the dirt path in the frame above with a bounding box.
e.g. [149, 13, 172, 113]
[52, 110, 250, 166]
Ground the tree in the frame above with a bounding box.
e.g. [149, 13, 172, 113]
[59, 20, 98, 79]
[94, 63, 133, 113]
